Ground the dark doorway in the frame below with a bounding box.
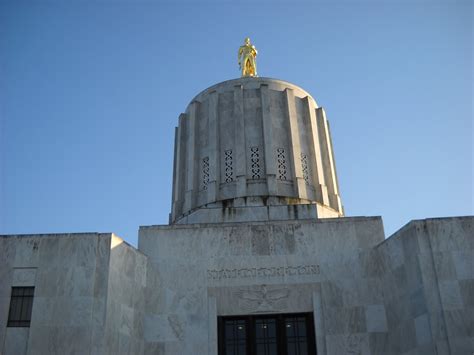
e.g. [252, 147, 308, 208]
[218, 313, 316, 355]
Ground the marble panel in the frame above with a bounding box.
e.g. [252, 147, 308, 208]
[384, 236, 405, 270]
[432, 252, 457, 280]
[118, 334, 132, 354]
[12, 268, 36, 286]
[3, 328, 29, 355]
[15, 238, 41, 267]
[27, 325, 59, 354]
[404, 258, 423, 291]
[354, 217, 385, 249]
[90, 298, 108, 354]
[400, 227, 420, 257]
[449, 336, 474, 355]
[365, 304, 388, 332]
[434, 339, 450, 355]
[250, 225, 271, 255]
[359, 248, 387, 278]
[323, 306, 367, 335]
[452, 250, 474, 280]
[408, 287, 427, 318]
[30, 296, 54, 326]
[0, 296, 10, 345]
[458, 279, 474, 307]
[444, 308, 474, 338]
[321, 281, 344, 308]
[368, 332, 391, 355]
[399, 320, 417, 353]
[57, 326, 91, 354]
[426, 218, 473, 252]
[144, 342, 165, 355]
[414, 313, 432, 345]
[267, 224, 297, 255]
[438, 280, 464, 309]
[385, 297, 410, 330]
[325, 333, 369, 355]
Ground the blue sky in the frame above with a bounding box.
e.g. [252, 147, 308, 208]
[1, 0, 472, 247]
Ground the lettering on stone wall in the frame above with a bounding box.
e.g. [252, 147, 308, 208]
[207, 264, 320, 281]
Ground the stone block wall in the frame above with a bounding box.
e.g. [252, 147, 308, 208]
[103, 235, 147, 354]
[1, 216, 471, 355]
[374, 217, 473, 355]
[0, 233, 147, 355]
[0, 233, 112, 354]
[139, 217, 386, 355]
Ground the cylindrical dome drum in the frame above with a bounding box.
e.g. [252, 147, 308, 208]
[170, 77, 343, 224]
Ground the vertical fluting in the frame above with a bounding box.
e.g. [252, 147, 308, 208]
[234, 84, 247, 197]
[285, 88, 308, 200]
[325, 119, 343, 213]
[316, 107, 342, 213]
[260, 84, 277, 195]
[207, 91, 219, 204]
[170, 126, 179, 222]
[184, 101, 198, 212]
[172, 114, 186, 218]
[305, 97, 330, 205]
[170, 78, 344, 223]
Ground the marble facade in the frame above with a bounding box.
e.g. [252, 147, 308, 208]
[1, 217, 472, 354]
[1, 77, 472, 354]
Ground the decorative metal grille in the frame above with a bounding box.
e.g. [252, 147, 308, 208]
[7, 287, 34, 327]
[218, 313, 317, 355]
[250, 146, 261, 179]
[276, 148, 287, 180]
[202, 157, 209, 190]
[301, 153, 310, 185]
[224, 149, 234, 183]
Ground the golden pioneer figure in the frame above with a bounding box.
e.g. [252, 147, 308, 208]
[238, 37, 258, 77]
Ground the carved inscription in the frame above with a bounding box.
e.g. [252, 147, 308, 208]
[207, 264, 320, 281]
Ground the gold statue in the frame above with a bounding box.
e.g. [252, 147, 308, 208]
[238, 37, 258, 77]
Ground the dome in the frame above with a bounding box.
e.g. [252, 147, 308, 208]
[170, 77, 343, 224]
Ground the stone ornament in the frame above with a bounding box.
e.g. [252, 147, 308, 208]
[235, 285, 290, 313]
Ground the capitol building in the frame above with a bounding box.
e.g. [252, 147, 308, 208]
[1, 40, 472, 355]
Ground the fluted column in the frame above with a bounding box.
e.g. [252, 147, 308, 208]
[183, 101, 199, 212]
[305, 97, 329, 205]
[261, 84, 277, 195]
[207, 91, 219, 204]
[172, 114, 186, 219]
[285, 88, 308, 199]
[326, 119, 343, 213]
[316, 107, 342, 213]
[234, 84, 247, 197]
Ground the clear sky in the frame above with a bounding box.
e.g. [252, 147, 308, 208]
[1, 0, 472, 247]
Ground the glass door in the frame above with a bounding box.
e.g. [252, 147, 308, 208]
[218, 313, 316, 355]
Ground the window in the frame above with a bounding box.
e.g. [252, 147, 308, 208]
[7, 287, 35, 327]
[218, 313, 316, 355]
